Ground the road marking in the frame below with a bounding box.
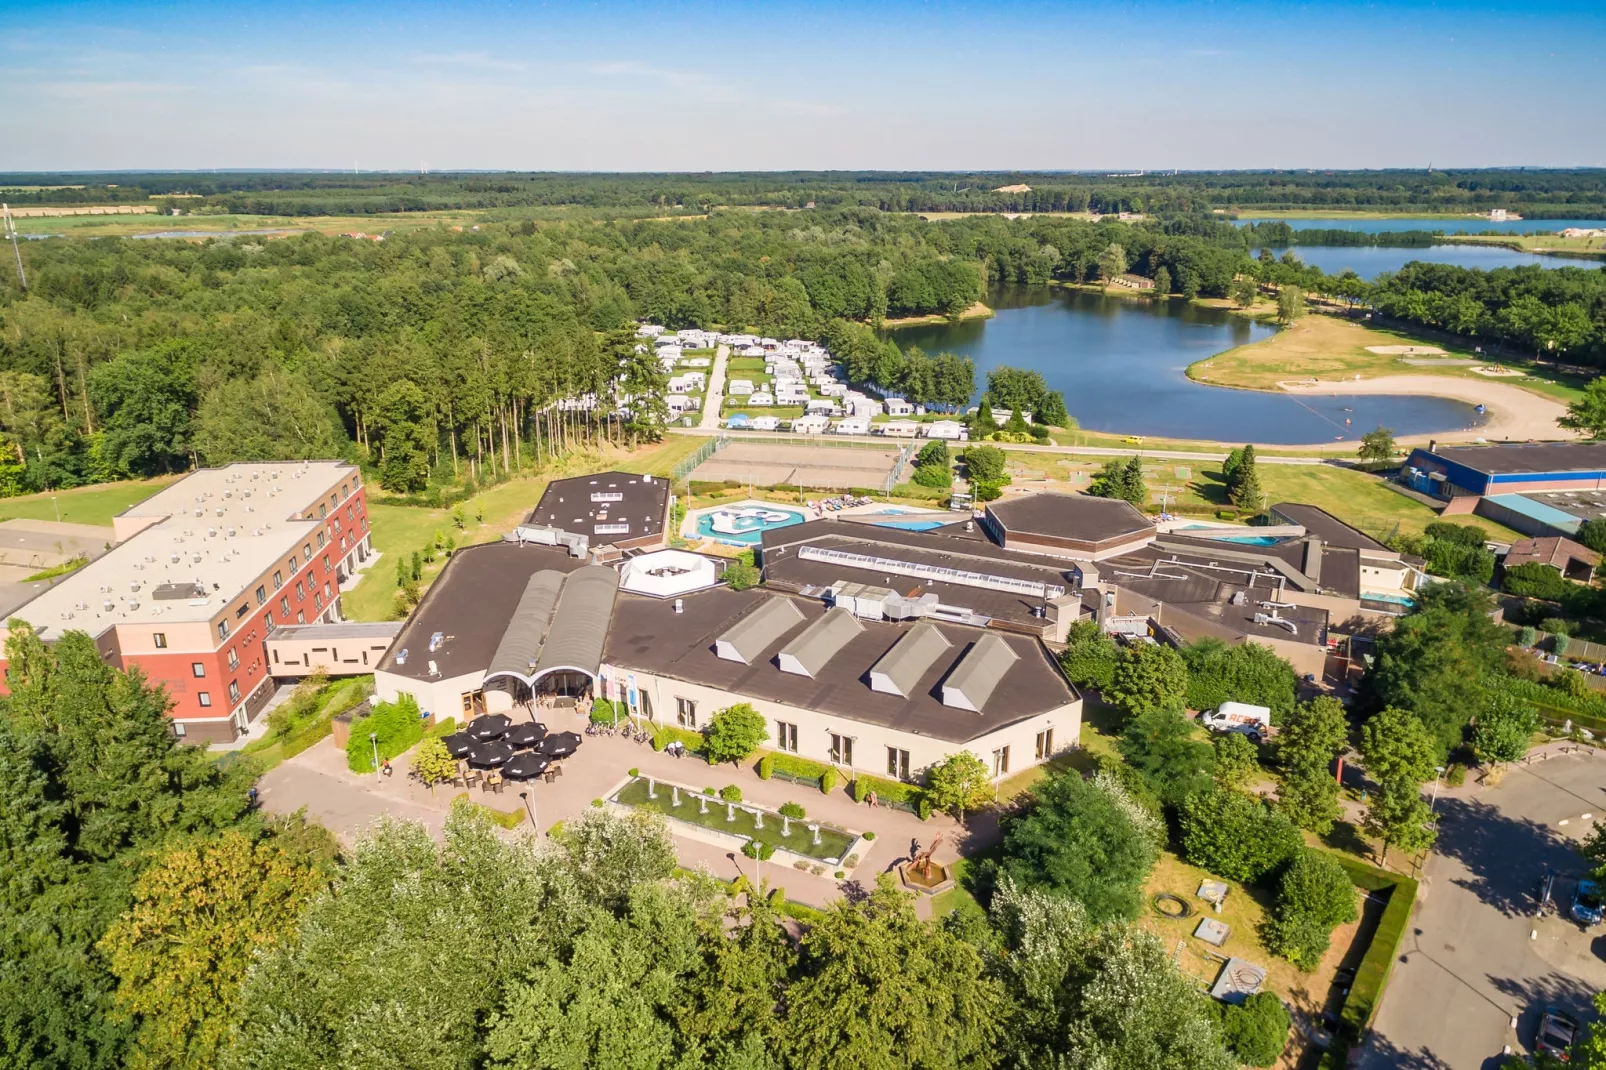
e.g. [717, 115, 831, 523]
[1584, 813, 1594, 820]
[1560, 819, 1570, 826]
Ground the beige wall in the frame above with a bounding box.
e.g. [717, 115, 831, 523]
[375, 668, 485, 723]
[610, 666, 1081, 782]
[267, 633, 395, 677]
[116, 619, 214, 655]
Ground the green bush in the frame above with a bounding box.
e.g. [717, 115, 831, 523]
[820, 768, 838, 795]
[912, 463, 953, 490]
[863, 831, 877, 841]
[742, 839, 774, 860]
[720, 785, 743, 802]
[1541, 616, 1573, 637]
[628, 767, 639, 778]
[764, 752, 832, 783]
[1178, 788, 1302, 884]
[590, 698, 618, 724]
[425, 716, 457, 738]
[1504, 562, 1573, 601]
[779, 801, 806, 819]
[1517, 625, 1538, 648]
[1262, 849, 1359, 971]
[345, 695, 426, 773]
[757, 754, 775, 779]
[1445, 762, 1467, 787]
[1212, 992, 1292, 1067]
[851, 772, 925, 809]
[914, 440, 950, 468]
[652, 724, 705, 754]
[917, 796, 933, 821]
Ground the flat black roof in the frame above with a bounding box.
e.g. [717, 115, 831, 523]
[1424, 442, 1606, 477]
[377, 542, 584, 681]
[603, 588, 1078, 745]
[529, 470, 669, 544]
[987, 493, 1154, 543]
[1270, 503, 1390, 553]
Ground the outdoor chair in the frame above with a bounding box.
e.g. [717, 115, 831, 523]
[484, 772, 503, 794]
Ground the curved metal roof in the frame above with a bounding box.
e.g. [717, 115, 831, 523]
[482, 565, 618, 687]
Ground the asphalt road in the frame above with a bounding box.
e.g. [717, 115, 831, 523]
[1360, 752, 1606, 1069]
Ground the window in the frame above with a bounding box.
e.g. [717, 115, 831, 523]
[1035, 728, 1055, 761]
[317, 531, 325, 548]
[227, 649, 239, 671]
[272, 572, 283, 591]
[991, 746, 1011, 777]
[279, 596, 290, 616]
[287, 557, 298, 574]
[318, 504, 327, 519]
[776, 720, 798, 753]
[192, 663, 206, 678]
[323, 582, 332, 600]
[236, 602, 250, 619]
[152, 632, 167, 649]
[322, 555, 331, 573]
[347, 504, 355, 520]
[342, 483, 349, 498]
[829, 734, 854, 767]
[314, 592, 323, 611]
[255, 585, 266, 606]
[296, 611, 305, 624]
[295, 581, 305, 600]
[198, 692, 212, 708]
[303, 544, 312, 562]
[676, 697, 697, 728]
[217, 620, 230, 641]
[228, 681, 241, 704]
[172, 722, 187, 738]
[887, 747, 911, 781]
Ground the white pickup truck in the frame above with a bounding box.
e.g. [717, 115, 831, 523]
[1199, 701, 1272, 741]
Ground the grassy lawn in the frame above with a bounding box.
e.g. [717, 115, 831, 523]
[1446, 233, 1606, 259]
[1000, 448, 1526, 543]
[1188, 313, 1584, 404]
[345, 438, 700, 621]
[228, 675, 373, 772]
[0, 476, 178, 528]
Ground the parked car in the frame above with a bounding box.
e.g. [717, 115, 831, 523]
[1536, 1009, 1579, 1062]
[1572, 879, 1604, 926]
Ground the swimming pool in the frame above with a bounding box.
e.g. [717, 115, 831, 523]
[1178, 525, 1285, 547]
[694, 506, 806, 545]
[874, 519, 947, 532]
[1362, 591, 1417, 607]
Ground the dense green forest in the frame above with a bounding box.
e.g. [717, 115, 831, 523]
[5, 167, 1606, 217]
[2, 190, 1605, 497]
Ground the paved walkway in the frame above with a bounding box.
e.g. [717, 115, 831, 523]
[699, 344, 729, 430]
[257, 711, 981, 916]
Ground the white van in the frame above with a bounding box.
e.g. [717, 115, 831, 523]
[1200, 701, 1272, 741]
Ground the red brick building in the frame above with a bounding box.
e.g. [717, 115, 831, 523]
[0, 461, 373, 743]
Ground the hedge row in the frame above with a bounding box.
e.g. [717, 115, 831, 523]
[1322, 852, 1420, 1059]
[345, 695, 427, 772]
[849, 773, 931, 818]
[653, 724, 706, 754]
[757, 752, 837, 794]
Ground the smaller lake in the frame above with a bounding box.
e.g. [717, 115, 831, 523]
[1239, 216, 1605, 235]
[1270, 243, 1577, 280]
[887, 287, 1489, 444]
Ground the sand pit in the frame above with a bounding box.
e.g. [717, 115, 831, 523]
[1365, 345, 1447, 355]
[1278, 374, 1575, 444]
[691, 440, 907, 491]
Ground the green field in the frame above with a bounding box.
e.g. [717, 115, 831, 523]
[0, 477, 177, 527]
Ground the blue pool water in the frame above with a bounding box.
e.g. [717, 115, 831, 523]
[1363, 591, 1417, 607]
[1179, 525, 1285, 546]
[695, 507, 806, 545]
[874, 519, 947, 531]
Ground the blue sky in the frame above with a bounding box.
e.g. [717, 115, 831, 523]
[1, 0, 1602, 171]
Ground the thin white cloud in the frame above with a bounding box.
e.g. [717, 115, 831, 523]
[33, 80, 189, 100]
[411, 51, 528, 73]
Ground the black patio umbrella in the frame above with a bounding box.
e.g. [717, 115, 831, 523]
[466, 742, 514, 769]
[506, 722, 548, 749]
[502, 752, 552, 781]
[535, 731, 583, 758]
[468, 714, 512, 742]
[441, 732, 473, 759]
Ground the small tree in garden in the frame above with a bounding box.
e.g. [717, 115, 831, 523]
[1363, 775, 1438, 865]
[411, 736, 458, 792]
[925, 751, 993, 823]
[1358, 426, 1397, 463]
[703, 702, 768, 765]
[1471, 694, 1541, 765]
[1262, 849, 1358, 971]
[1211, 731, 1260, 791]
[1213, 992, 1292, 1067]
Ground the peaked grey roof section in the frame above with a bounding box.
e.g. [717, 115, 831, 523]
[941, 633, 1020, 712]
[534, 564, 620, 678]
[777, 607, 864, 677]
[715, 596, 806, 664]
[869, 620, 952, 697]
[486, 571, 565, 682]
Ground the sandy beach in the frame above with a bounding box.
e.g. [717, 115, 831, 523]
[1278, 374, 1575, 445]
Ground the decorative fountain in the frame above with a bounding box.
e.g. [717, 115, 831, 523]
[897, 834, 955, 896]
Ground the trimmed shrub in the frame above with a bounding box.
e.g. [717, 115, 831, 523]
[917, 796, 933, 821]
[765, 752, 833, 784]
[589, 697, 617, 724]
[1263, 849, 1359, 971]
[1179, 788, 1302, 884]
[652, 724, 705, 754]
[820, 768, 838, 795]
[863, 831, 877, 841]
[627, 767, 639, 778]
[1213, 992, 1292, 1067]
[741, 840, 774, 860]
[1504, 562, 1572, 601]
[778, 801, 806, 819]
[757, 754, 776, 779]
[720, 785, 743, 802]
[345, 694, 426, 773]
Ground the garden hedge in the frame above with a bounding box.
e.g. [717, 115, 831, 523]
[1318, 851, 1420, 1064]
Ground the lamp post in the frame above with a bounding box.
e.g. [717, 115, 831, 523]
[369, 732, 380, 783]
[1430, 765, 1447, 814]
[50, 495, 59, 523]
[519, 791, 537, 834]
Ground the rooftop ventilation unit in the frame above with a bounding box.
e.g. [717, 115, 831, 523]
[395, 648, 408, 665]
[427, 660, 439, 677]
[428, 631, 444, 653]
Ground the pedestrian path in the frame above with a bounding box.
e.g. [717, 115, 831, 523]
[699, 344, 729, 430]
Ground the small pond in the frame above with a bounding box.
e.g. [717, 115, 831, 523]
[613, 777, 857, 863]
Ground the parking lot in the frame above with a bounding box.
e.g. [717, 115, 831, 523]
[1359, 751, 1606, 1069]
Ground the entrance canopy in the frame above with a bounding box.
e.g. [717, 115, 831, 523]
[483, 565, 620, 691]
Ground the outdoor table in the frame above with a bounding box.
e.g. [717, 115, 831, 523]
[441, 732, 473, 759]
[466, 742, 514, 768]
[506, 722, 548, 749]
[469, 714, 512, 741]
[535, 731, 582, 758]
[502, 753, 552, 781]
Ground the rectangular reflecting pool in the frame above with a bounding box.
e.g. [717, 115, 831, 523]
[612, 776, 856, 863]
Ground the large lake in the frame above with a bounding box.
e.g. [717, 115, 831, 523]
[887, 287, 1489, 444]
[1239, 216, 1605, 235]
[1270, 243, 1574, 280]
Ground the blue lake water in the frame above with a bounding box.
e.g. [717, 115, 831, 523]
[887, 287, 1490, 445]
[1269, 243, 1572, 280]
[1239, 217, 1605, 235]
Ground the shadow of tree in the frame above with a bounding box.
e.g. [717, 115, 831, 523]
[1352, 1032, 1458, 1070]
[1485, 968, 1598, 1066]
[1323, 819, 1373, 858]
[1434, 794, 1579, 918]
